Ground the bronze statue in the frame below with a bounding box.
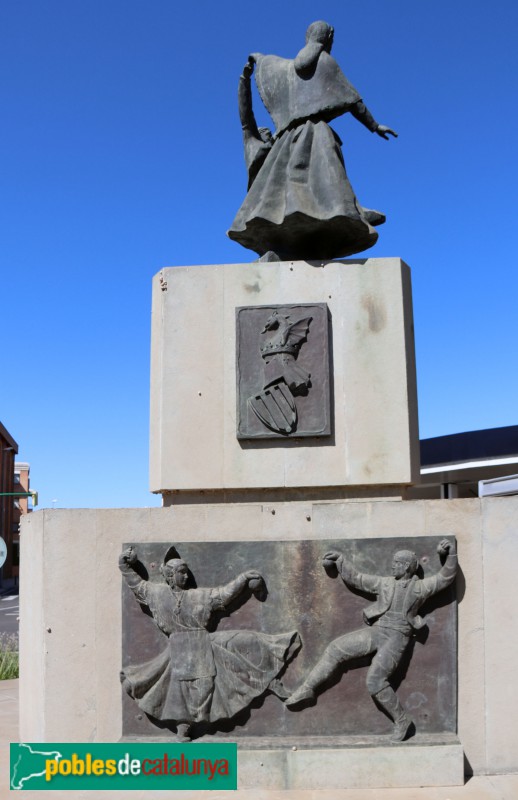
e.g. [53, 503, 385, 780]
[286, 539, 457, 742]
[228, 20, 397, 261]
[119, 547, 300, 741]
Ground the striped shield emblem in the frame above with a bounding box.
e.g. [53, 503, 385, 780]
[248, 380, 297, 435]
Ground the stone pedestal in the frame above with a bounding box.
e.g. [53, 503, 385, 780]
[21, 257, 502, 792]
[239, 738, 464, 789]
[150, 259, 419, 494]
[19, 497, 518, 785]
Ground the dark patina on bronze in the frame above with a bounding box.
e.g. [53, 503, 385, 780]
[121, 537, 458, 745]
[286, 538, 458, 743]
[228, 20, 398, 260]
[236, 302, 331, 439]
[120, 544, 300, 742]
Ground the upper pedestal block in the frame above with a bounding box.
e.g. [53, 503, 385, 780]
[150, 258, 419, 493]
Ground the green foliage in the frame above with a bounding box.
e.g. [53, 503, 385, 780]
[0, 633, 19, 680]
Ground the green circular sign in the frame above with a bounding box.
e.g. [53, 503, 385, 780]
[0, 537, 7, 569]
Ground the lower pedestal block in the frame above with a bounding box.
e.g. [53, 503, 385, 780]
[238, 736, 464, 789]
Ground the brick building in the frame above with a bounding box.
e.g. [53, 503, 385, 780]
[0, 421, 18, 580]
[11, 462, 31, 581]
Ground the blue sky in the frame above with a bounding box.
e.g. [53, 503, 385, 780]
[1, 1, 517, 508]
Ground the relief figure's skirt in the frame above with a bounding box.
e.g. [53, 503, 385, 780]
[121, 629, 301, 724]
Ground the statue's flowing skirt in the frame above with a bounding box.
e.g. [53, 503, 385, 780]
[121, 629, 300, 724]
[228, 119, 378, 260]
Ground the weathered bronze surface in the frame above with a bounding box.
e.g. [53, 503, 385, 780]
[121, 538, 457, 743]
[227, 21, 397, 261]
[286, 539, 458, 742]
[120, 545, 301, 741]
[236, 303, 331, 439]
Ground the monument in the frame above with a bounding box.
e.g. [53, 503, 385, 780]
[228, 19, 397, 261]
[19, 18, 518, 794]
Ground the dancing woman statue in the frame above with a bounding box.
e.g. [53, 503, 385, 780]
[119, 546, 301, 741]
[228, 21, 397, 261]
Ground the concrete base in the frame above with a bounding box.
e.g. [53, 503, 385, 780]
[8, 681, 518, 798]
[19, 495, 518, 784]
[239, 737, 464, 789]
[150, 259, 419, 492]
[122, 734, 463, 789]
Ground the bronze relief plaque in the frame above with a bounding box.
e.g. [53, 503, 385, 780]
[236, 303, 331, 439]
[121, 537, 457, 745]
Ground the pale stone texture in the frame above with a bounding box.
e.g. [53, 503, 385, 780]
[239, 741, 464, 789]
[18, 513, 45, 741]
[286, 741, 463, 789]
[19, 495, 518, 786]
[150, 259, 419, 493]
[481, 496, 518, 773]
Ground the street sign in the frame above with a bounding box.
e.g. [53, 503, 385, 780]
[0, 537, 6, 569]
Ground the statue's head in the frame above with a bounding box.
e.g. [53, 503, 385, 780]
[295, 21, 334, 76]
[392, 550, 418, 579]
[161, 558, 189, 589]
[305, 21, 334, 53]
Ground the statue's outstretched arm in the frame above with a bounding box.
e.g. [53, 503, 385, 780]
[434, 538, 458, 588]
[323, 550, 382, 594]
[238, 58, 260, 139]
[119, 546, 147, 601]
[412, 539, 458, 602]
[349, 100, 398, 140]
[217, 569, 263, 607]
[238, 57, 272, 188]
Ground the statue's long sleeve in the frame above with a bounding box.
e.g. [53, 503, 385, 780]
[349, 100, 379, 133]
[216, 572, 251, 607]
[118, 554, 148, 604]
[238, 70, 272, 189]
[239, 73, 260, 138]
[421, 549, 458, 597]
[339, 559, 383, 595]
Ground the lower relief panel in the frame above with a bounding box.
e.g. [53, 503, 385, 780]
[120, 537, 457, 744]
